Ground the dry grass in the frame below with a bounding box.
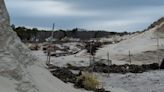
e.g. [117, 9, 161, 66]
[77, 72, 99, 90]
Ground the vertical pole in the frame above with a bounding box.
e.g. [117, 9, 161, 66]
[157, 30, 160, 67]
[92, 41, 95, 73]
[129, 50, 131, 64]
[107, 52, 110, 77]
[89, 42, 92, 67]
[47, 23, 55, 65]
[92, 54, 95, 72]
[46, 51, 49, 65]
[51, 23, 55, 44]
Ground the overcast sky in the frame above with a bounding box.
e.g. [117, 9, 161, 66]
[5, 0, 164, 32]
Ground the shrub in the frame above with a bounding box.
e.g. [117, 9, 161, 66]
[76, 72, 99, 90]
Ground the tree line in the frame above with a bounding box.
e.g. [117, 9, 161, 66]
[11, 24, 130, 42]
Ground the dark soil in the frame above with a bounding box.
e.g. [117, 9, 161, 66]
[67, 62, 159, 74]
[48, 63, 159, 92]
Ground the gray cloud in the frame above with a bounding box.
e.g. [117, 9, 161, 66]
[5, 0, 164, 32]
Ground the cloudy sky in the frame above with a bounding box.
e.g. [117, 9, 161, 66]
[5, 0, 164, 32]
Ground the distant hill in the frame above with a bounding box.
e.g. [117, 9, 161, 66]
[96, 17, 164, 64]
[147, 17, 164, 30]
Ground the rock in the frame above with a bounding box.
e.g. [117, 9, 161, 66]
[0, 1, 38, 91]
[0, 0, 10, 28]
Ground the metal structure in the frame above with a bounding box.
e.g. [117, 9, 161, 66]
[46, 23, 55, 65]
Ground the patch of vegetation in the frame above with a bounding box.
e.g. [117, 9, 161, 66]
[85, 42, 102, 56]
[76, 72, 99, 90]
[11, 24, 131, 42]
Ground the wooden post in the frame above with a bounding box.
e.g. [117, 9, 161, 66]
[129, 50, 132, 64]
[46, 23, 55, 65]
[156, 31, 160, 66]
[92, 41, 95, 73]
[46, 50, 49, 65]
[89, 42, 92, 67]
[92, 55, 95, 72]
[46, 45, 51, 65]
[107, 52, 110, 77]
